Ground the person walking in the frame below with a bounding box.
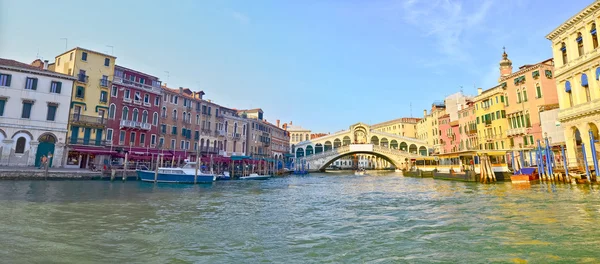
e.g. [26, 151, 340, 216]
[40, 155, 48, 169]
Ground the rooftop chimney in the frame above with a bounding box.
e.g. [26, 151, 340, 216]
[276, 119, 280, 127]
[423, 109, 427, 117]
[477, 88, 483, 95]
[179, 87, 183, 94]
[43, 60, 49, 70]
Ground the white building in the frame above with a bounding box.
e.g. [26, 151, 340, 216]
[0, 59, 75, 167]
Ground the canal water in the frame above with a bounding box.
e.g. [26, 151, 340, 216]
[1, 172, 600, 263]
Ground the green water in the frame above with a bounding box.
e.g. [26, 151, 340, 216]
[1, 172, 600, 263]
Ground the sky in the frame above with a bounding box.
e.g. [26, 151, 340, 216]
[0, 0, 593, 132]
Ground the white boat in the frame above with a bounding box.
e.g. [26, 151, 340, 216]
[240, 173, 271, 180]
[354, 168, 367, 176]
[395, 169, 402, 173]
[137, 162, 215, 183]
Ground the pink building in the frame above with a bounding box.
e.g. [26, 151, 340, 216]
[438, 114, 456, 153]
[497, 51, 558, 150]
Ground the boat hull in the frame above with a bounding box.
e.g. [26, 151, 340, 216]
[240, 175, 271, 180]
[137, 170, 215, 183]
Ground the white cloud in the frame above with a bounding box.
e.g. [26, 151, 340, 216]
[230, 10, 250, 25]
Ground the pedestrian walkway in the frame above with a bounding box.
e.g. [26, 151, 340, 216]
[0, 166, 95, 173]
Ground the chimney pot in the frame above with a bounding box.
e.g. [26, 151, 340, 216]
[179, 87, 183, 94]
[423, 109, 427, 117]
[276, 119, 280, 127]
[43, 60, 49, 70]
[477, 88, 483, 95]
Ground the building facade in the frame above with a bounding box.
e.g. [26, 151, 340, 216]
[457, 101, 478, 151]
[474, 86, 509, 150]
[51, 47, 116, 168]
[267, 120, 290, 160]
[0, 59, 75, 167]
[239, 109, 272, 158]
[106, 65, 162, 160]
[371, 117, 420, 138]
[546, 1, 600, 167]
[498, 52, 558, 151]
[416, 104, 446, 154]
[221, 107, 248, 156]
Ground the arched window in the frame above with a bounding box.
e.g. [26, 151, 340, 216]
[142, 110, 148, 123]
[187, 113, 191, 124]
[152, 112, 158, 126]
[213, 140, 217, 151]
[522, 88, 528, 102]
[234, 123, 238, 134]
[592, 23, 598, 49]
[243, 124, 246, 135]
[196, 114, 200, 125]
[132, 108, 139, 122]
[15, 137, 26, 154]
[161, 107, 166, 117]
[561, 42, 568, 64]
[577, 32, 584, 56]
[182, 111, 186, 122]
[173, 109, 177, 120]
[122, 106, 129, 120]
[535, 84, 542, 98]
[516, 89, 522, 103]
[108, 104, 116, 119]
[225, 121, 228, 132]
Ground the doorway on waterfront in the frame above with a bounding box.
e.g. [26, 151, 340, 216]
[35, 133, 56, 168]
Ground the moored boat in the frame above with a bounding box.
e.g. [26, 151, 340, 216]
[136, 162, 215, 183]
[511, 167, 540, 184]
[216, 171, 231, 181]
[240, 173, 271, 180]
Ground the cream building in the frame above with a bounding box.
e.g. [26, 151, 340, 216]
[416, 103, 446, 154]
[0, 58, 75, 167]
[371, 117, 420, 138]
[546, 1, 600, 168]
[286, 122, 311, 146]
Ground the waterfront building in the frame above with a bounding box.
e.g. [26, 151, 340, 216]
[445, 92, 473, 122]
[438, 114, 460, 153]
[106, 65, 162, 160]
[539, 104, 565, 145]
[221, 107, 248, 156]
[546, 1, 600, 168]
[237, 109, 272, 158]
[266, 120, 290, 161]
[473, 85, 509, 150]
[497, 51, 558, 151]
[457, 101, 478, 151]
[416, 103, 446, 154]
[371, 117, 421, 138]
[50, 47, 116, 168]
[285, 121, 311, 146]
[0, 58, 75, 167]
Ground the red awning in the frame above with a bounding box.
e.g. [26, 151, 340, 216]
[70, 147, 116, 155]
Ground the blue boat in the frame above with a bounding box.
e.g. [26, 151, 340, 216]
[137, 162, 215, 183]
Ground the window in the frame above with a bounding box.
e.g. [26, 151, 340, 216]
[46, 104, 57, 121]
[161, 107, 166, 117]
[21, 101, 33, 118]
[130, 132, 136, 145]
[50, 81, 62, 93]
[568, 91, 574, 107]
[144, 94, 149, 104]
[173, 109, 177, 120]
[25, 77, 37, 90]
[140, 133, 145, 145]
[119, 131, 126, 144]
[134, 91, 141, 102]
[577, 32, 584, 57]
[172, 126, 177, 135]
[171, 139, 176, 149]
[152, 112, 158, 126]
[174, 96, 178, 104]
[142, 110, 148, 123]
[100, 75, 108, 87]
[57, 58, 61, 66]
[106, 129, 113, 141]
[159, 137, 164, 147]
[140, 78, 145, 84]
[132, 108, 139, 122]
[154, 96, 159, 106]
[104, 58, 110, 66]
[536, 85, 542, 98]
[122, 106, 129, 120]
[585, 85, 591, 102]
[15, 137, 26, 154]
[75, 86, 85, 98]
[180, 140, 185, 150]
[151, 134, 156, 145]
[100, 91, 108, 103]
[82, 52, 88, 61]
[0, 99, 5, 116]
[522, 89, 528, 102]
[0, 74, 12, 87]
[124, 89, 130, 99]
[516, 89, 522, 103]
[561, 42, 568, 64]
[592, 23, 599, 49]
[164, 94, 169, 102]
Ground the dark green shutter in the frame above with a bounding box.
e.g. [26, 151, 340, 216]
[6, 74, 11, 86]
[32, 78, 38, 90]
[47, 105, 57, 121]
[0, 100, 5, 116]
[56, 82, 62, 93]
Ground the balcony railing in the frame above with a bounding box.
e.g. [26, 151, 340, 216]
[216, 130, 225, 137]
[507, 127, 527, 137]
[68, 137, 110, 146]
[215, 114, 224, 120]
[112, 76, 159, 91]
[197, 146, 218, 154]
[233, 133, 241, 139]
[77, 74, 88, 83]
[120, 120, 151, 130]
[100, 79, 109, 87]
[70, 114, 106, 126]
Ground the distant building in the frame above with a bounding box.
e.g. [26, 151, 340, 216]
[474, 85, 508, 150]
[416, 104, 446, 154]
[0, 58, 75, 167]
[457, 100, 478, 151]
[371, 117, 421, 138]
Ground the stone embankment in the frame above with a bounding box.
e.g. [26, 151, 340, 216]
[0, 167, 138, 180]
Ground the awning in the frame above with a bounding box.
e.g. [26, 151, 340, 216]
[70, 101, 87, 110]
[581, 73, 588, 86]
[565, 81, 571, 93]
[231, 155, 251, 161]
[70, 147, 115, 155]
[596, 67, 600, 80]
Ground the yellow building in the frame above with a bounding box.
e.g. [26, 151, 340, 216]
[416, 104, 446, 153]
[51, 47, 116, 168]
[546, 1, 600, 168]
[473, 86, 509, 150]
[371, 117, 421, 138]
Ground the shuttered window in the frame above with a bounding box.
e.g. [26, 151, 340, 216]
[22, 101, 33, 118]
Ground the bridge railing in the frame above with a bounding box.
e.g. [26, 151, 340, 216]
[303, 145, 350, 160]
[301, 143, 425, 161]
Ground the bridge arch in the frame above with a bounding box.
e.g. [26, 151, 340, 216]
[399, 142, 408, 151]
[333, 138, 341, 148]
[305, 145, 314, 156]
[315, 143, 323, 154]
[317, 151, 401, 171]
[324, 141, 332, 151]
[296, 147, 304, 158]
[380, 138, 389, 147]
[409, 144, 417, 154]
[390, 140, 398, 149]
[371, 136, 379, 145]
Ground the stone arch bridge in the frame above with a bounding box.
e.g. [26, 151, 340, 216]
[292, 122, 432, 171]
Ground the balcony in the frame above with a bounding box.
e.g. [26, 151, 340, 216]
[215, 114, 224, 120]
[70, 114, 106, 127]
[201, 128, 212, 135]
[233, 133, 241, 139]
[484, 120, 492, 127]
[468, 128, 477, 135]
[216, 130, 225, 137]
[507, 127, 527, 137]
[77, 74, 88, 83]
[133, 100, 142, 105]
[112, 76, 159, 92]
[100, 79, 109, 88]
[120, 120, 151, 130]
[197, 146, 218, 154]
[68, 137, 110, 146]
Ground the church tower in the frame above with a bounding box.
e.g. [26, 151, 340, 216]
[499, 47, 513, 81]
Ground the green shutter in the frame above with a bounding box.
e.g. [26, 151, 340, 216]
[500, 96, 504, 102]
[6, 74, 11, 86]
[56, 82, 62, 93]
[32, 78, 38, 90]
[47, 105, 57, 121]
[0, 100, 5, 116]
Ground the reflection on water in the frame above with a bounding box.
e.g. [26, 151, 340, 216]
[1, 172, 600, 263]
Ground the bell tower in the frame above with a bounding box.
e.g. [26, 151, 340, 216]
[499, 46, 513, 81]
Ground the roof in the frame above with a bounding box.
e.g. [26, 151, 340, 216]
[499, 58, 554, 81]
[0, 58, 75, 80]
[115, 65, 159, 79]
[55, 47, 116, 59]
[237, 108, 263, 113]
[371, 117, 422, 128]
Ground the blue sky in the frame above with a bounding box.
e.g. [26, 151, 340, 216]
[0, 0, 592, 132]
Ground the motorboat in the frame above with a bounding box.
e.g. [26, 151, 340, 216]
[240, 173, 271, 180]
[136, 162, 215, 183]
[354, 168, 367, 176]
[216, 171, 231, 181]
